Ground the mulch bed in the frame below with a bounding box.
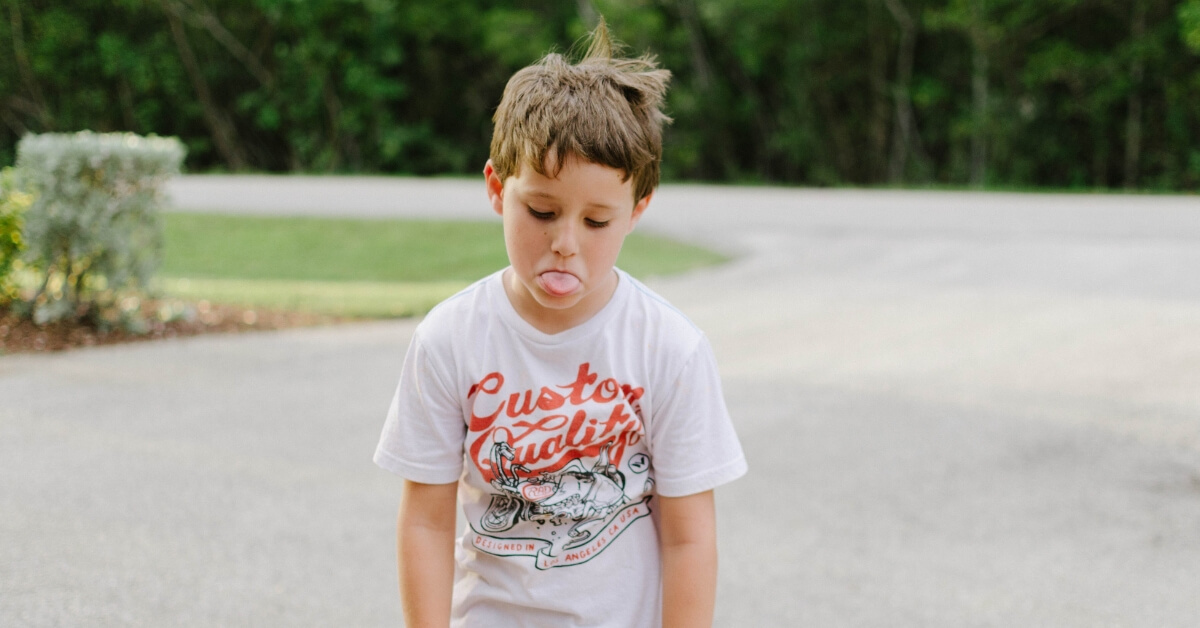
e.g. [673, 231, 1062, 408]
[0, 300, 341, 355]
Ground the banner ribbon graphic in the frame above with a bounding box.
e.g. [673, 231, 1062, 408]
[470, 496, 652, 570]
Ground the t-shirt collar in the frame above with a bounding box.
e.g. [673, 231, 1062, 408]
[491, 267, 630, 345]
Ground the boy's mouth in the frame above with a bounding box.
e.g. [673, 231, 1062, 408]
[538, 271, 581, 297]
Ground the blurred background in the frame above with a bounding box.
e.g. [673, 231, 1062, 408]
[5, 3, 1200, 626]
[2, 0, 1199, 190]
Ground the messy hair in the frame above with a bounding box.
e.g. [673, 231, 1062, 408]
[489, 19, 672, 202]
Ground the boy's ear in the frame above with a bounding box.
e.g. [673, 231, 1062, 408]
[483, 160, 504, 216]
[628, 191, 652, 232]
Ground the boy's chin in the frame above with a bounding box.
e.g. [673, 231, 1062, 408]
[530, 289, 585, 309]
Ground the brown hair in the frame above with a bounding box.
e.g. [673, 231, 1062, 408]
[489, 19, 671, 202]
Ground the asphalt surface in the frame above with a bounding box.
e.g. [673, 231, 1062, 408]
[3, 175, 1199, 626]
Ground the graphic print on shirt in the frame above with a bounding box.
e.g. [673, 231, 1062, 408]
[466, 362, 654, 570]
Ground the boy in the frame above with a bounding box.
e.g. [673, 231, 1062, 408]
[374, 21, 747, 628]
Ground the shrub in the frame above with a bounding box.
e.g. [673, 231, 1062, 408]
[16, 131, 186, 326]
[0, 167, 33, 303]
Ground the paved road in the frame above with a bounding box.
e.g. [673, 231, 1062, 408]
[3, 175, 1199, 626]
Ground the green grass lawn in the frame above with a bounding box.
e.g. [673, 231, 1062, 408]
[160, 213, 727, 317]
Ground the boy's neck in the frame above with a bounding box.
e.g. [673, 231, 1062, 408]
[502, 268, 620, 335]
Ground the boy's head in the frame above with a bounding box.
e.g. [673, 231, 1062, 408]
[483, 21, 673, 332]
[488, 20, 671, 203]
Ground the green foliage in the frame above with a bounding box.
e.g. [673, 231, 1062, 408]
[0, 0, 1197, 190]
[0, 167, 33, 302]
[1181, 1, 1200, 53]
[16, 131, 185, 326]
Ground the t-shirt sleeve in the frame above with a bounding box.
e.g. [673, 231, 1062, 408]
[373, 330, 465, 484]
[648, 335, 748, 497]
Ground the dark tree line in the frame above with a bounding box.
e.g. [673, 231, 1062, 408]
[3, 0, 1199, 190]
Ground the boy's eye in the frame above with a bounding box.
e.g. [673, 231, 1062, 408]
[528, 208, 554, 221]
[585, 218, 610, 228]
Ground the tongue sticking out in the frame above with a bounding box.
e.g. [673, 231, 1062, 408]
[539, 271, 580, 297]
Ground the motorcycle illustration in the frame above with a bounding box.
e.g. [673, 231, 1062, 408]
[480, 436, 628, 547]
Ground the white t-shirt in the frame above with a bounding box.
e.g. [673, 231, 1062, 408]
[374, 268, 747, 627]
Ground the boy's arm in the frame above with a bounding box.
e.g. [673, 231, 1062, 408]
[659, 490, 718, 628]
[397, 479, 458, 628]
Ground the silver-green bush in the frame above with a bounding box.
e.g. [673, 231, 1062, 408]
[16, 131, 185, 326]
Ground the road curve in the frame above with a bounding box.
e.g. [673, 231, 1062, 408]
[2, 176, 1198, 626]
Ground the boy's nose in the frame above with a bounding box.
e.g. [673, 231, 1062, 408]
[550, 222, 579, 257]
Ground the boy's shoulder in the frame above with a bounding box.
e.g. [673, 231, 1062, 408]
[608, 269, 713, 376]
[615, 268, 705, 343]
[413, 270, 500, 341]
